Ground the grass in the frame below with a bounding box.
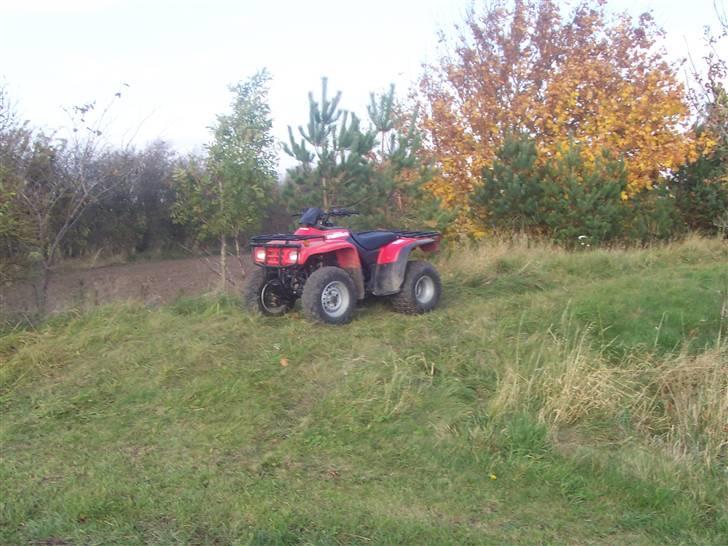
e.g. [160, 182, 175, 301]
[0, 236, 726, 545]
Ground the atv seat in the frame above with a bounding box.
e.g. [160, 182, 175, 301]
[352, 231, 398, 251]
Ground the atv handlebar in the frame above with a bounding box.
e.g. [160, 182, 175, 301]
[327, 208, 360, 217]
[292, 207, 359, 217]
[294, 207, 359, 227]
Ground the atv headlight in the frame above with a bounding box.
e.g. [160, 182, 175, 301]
[280, 249, 299, 265]
[254, 248, 266, 262]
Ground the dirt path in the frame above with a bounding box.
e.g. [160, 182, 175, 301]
[0, 257, 248, 316]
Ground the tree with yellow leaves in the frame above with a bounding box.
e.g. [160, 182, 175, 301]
[419, 0, 704, 236]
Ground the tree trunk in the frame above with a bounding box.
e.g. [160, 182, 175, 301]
[41, 265, 50, 313]
[36, 212, 51, 314]
[33, 261, 50, 316]
[322, 177, 329, 209]
[220, 234, 227, 292]
[217, 176, 227, 292]
[235, 237, 246, 278]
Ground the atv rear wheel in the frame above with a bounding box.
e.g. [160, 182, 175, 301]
[243, 268, 293, 316]
[391, 260, 441, 314]
[302, 266, 356, 324]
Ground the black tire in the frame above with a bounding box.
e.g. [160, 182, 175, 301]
[301, 266, 356, 325]
[242, 267, 293, 316]
[391, 260, 441, 315]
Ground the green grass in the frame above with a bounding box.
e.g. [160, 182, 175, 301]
[1, 237, 727, 545]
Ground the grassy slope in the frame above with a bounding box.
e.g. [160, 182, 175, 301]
[1, 237, 726, 545]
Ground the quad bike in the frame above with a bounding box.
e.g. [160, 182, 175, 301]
[243, 207, 442, 324]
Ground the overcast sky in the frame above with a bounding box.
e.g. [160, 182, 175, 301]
[1, 0, 726, 170]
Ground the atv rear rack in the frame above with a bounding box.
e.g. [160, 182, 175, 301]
[392, 230, 441, 239]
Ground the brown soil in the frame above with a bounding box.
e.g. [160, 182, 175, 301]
[0, 257, 248, 317]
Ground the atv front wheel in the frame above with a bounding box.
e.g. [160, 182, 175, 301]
[302, 266, 356, 324]
[243, 268, 293, 316]
[391, 260, 441, 314]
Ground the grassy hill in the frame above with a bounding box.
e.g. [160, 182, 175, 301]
[1, 237, 726, 545]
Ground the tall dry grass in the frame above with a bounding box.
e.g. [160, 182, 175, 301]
[441, 235, 727, 467]
[440, 233, 728, 286]
[486, 323, 727, 468]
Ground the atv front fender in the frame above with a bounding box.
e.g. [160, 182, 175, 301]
[372, 238, 437, 296]
[299, 242, 365, 300]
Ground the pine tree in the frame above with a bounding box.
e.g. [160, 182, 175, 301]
[366, 85, 428, 225]
[473, 135, 628, 245]
[473, 136, 544, 233]
[283, 77, 375, 210]
[284, 79, 435, 229]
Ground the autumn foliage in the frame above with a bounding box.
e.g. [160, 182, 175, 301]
[419, 0, 705, 236]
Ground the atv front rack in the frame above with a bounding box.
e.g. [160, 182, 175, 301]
[249, 233, 324, 248]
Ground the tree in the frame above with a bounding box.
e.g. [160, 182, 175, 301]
[688, 4, 727, 144]
[131, 141, 189, 253]
[172, 70, 277, 290]
[283, 77, 376, 210]
[677, 89, 728, 235]
[0, 86, 31, 271]
[679, 4, 728, 235]
[62, 141, 187, 258]
[471, 136, 545, 234]
[717, 0, 727, 30]
[419, 0, 704, 236]
[2, 92, 126, 312]
[538, 144, 627, 245]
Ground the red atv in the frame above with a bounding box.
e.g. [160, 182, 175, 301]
[243, 207, 442, 324]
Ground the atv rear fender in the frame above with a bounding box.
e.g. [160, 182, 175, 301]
[372, 238, 438, 296]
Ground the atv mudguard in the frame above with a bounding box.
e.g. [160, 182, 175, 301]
[372, 238, 438, 296]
